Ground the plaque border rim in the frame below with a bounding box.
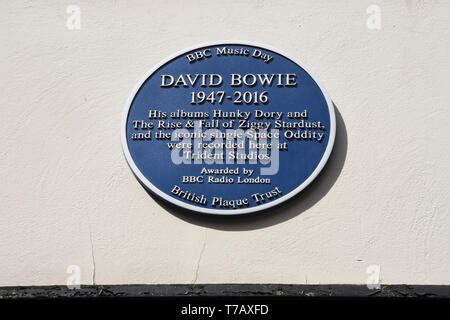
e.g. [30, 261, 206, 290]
[121, 41, 336, 215]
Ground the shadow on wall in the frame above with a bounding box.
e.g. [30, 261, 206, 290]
[148, 104, 347, 231]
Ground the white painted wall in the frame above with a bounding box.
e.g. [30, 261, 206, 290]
[0, 0, 449, 286]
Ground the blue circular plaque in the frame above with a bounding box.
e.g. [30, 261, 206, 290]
[122, 42, 335, 215]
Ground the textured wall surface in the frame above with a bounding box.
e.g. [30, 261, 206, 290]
[0, 0, 449, 286]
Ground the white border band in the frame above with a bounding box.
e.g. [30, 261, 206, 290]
[121, 41, 336, 215]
